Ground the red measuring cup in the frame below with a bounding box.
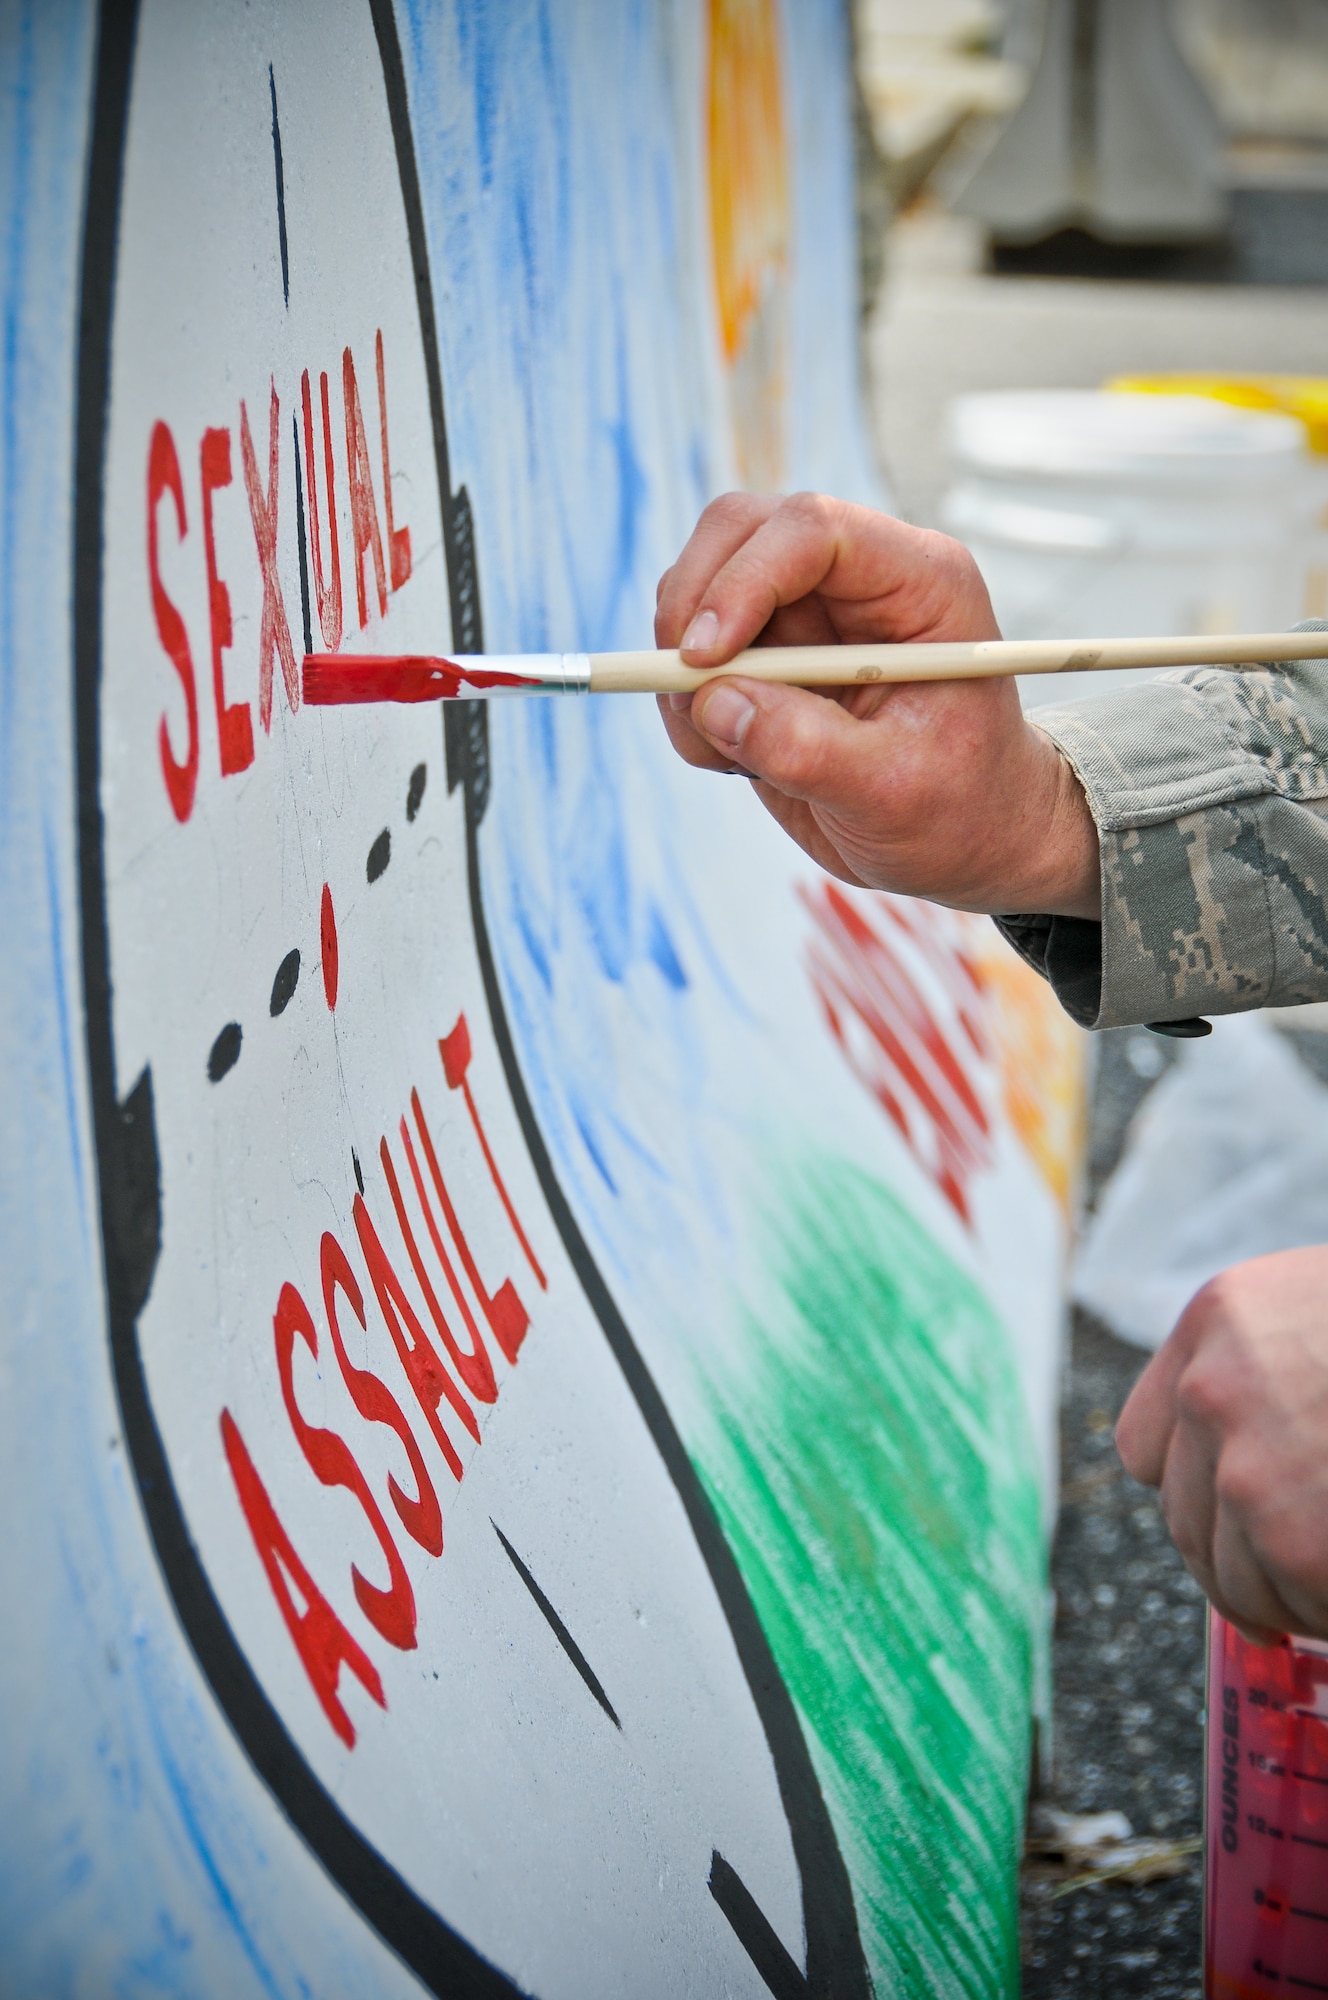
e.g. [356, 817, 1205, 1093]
[1205, 1610, 1328, 1996]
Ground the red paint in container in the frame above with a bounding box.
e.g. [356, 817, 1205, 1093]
[1205, 1611, 1328, 1996]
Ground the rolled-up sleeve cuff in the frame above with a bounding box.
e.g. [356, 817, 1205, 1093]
[1029, 673, 1282, 1028]
[993, 912, 1104, 1027]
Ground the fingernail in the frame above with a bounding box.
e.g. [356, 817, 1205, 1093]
[667, 692, 692, 713]
[682, 608, 719, 653]
[697, 684, 754, 749]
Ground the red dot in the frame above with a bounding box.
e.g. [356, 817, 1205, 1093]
[320, 883, 339, 1010]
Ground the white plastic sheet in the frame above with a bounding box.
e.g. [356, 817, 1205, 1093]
[1074, 1013, 1328, 1350]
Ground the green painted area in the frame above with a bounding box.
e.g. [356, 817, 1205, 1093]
[691, 1153, 1044, 1998]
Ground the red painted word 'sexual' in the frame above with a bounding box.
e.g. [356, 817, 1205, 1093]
[148, 329, 412, 822]
[220, 1017, 549, 1748]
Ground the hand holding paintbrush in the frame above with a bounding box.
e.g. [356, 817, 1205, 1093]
[649, 494, 1105, 922]
[301, 493, 1328, 924]
[303, 495, 1099, 917]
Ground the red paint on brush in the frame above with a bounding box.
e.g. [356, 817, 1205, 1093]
[302, 653, 543, 704]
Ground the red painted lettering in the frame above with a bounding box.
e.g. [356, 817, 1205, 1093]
[220, 1408, 385, 1748]
[352, 1193, 478, 1474]
[801, 883, 991, 1225]
[200, 426, 254, 776]
[439, 1015, 547, 1292]
[342, 346, 387, 630]
[240, 380, 299, 732]
[319, 1233, 443, 1558]
[320, 882, 338, 1010]
[381, 1131, 497, 1405]
[147, 421, 198, 822]
[375, 330, 412, 593]
[301, 368, 343, 652]
[274, 1280, 417, 1653]
[411, 1084, 528, 1365]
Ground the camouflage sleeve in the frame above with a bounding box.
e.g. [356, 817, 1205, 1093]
[992, 623, 1328, 1031]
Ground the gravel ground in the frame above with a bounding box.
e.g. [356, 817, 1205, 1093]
[1022, 1029, 1208, 1998]
[1020, 1308, 1208, 1996]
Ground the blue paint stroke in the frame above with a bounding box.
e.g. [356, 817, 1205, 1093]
[0, 0, 36, 804]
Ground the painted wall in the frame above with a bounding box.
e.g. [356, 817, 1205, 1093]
[0, 2, 1080, 1995]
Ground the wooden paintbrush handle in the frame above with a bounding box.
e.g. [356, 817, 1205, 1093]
[587, 630, 1328, 693]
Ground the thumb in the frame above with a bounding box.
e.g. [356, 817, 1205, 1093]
[689, 675, 880, 807]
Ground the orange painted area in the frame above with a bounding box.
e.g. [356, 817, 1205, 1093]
[706, 0, 789, 487]
[972, 927, 1087, 1216]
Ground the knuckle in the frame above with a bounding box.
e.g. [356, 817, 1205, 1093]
[758, 701, 826, 790]
[703, 489, 762, 535]
[1192, 1267, 1237, 1315]
[1213, 1449, 1266, 1517]
[919, 527, 982, 586]
[780, 489, 833, 529]
[1191, 1262, 1261, 1327]
[1174, 1360, 1230, 1428]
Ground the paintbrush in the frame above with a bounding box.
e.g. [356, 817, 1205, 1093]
[302, 629, 1328, 704]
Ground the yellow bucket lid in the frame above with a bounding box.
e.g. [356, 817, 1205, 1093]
[1106, 374, 1328, 455]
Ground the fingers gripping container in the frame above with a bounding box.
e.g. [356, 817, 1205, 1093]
[1206, 1612, 1328, 1996]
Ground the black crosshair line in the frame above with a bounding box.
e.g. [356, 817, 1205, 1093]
[709, 1851, 810, 1999]
[491, 1521, 621, 1729]
[268, 64, 289, 307]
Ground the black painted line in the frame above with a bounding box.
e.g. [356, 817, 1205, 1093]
[207, 1022, 242, 1082]
[491, 1521, 621, 1730]
[268, 64, 289, 308]
[1288, 1976, 1328, 1994]
[709, 1851, 809, 2000]
[1294, 1831, 1328, 1850]
[1294, 1769, 1328, 1786]
[269, 947, 300, 1017]
[366, 827, 391, 883]
[292, 411, 313, 657]
[406, 761, 427, 822]
[1292, 1903, 1328, 1923]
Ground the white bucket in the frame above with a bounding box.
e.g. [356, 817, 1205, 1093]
[940, 391, 1319, 707]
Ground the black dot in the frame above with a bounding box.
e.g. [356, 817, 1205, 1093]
[269, 947, 300, 1016]
[367, 828, 391, 883]
[208, 1022, 242, 1082]
[406, 762, 427, 822]
[352, 1148, 365, 1195]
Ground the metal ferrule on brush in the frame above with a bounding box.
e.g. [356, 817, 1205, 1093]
[450, 654, 592, 694]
